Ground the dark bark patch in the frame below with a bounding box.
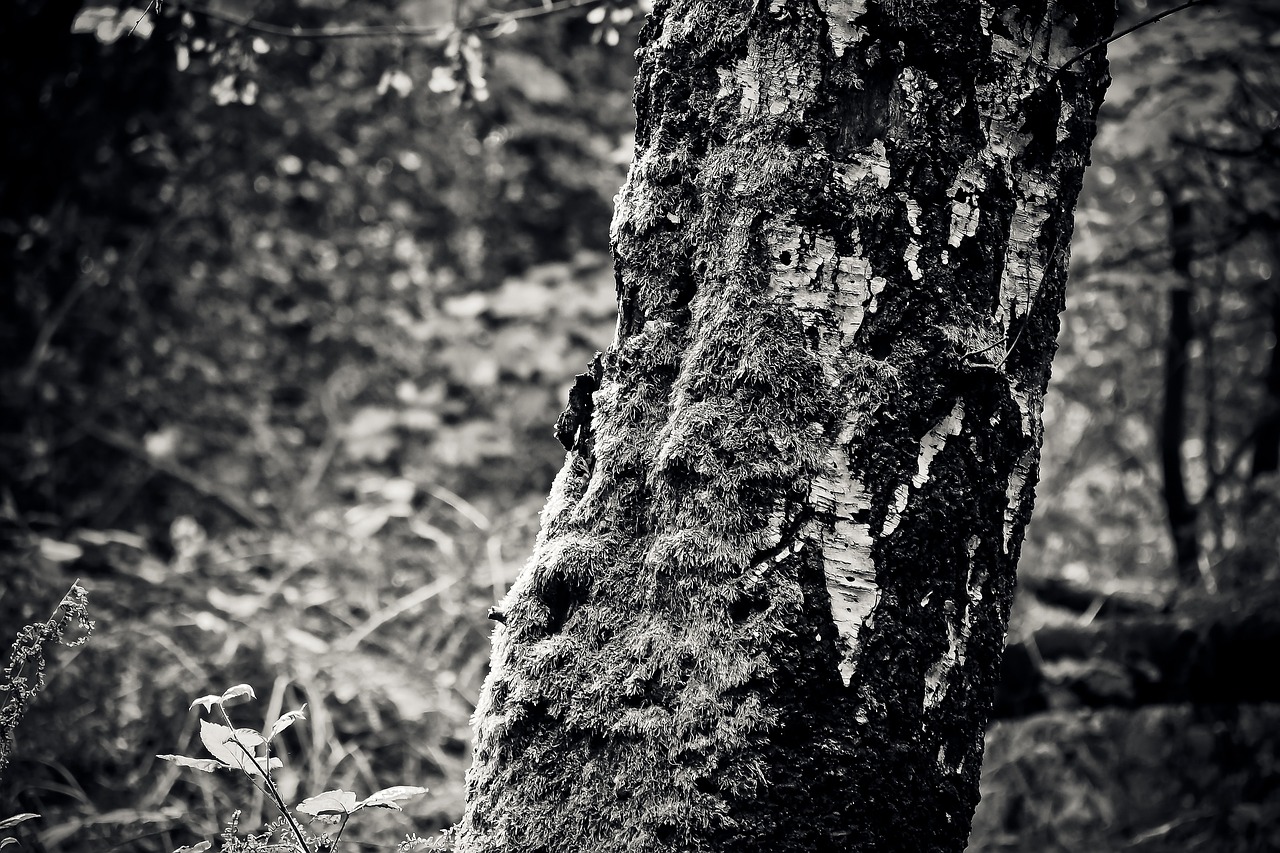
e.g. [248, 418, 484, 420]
[728, 590, 768, 622]
[1018, 83, 1062, 170]
[831, 66, 893, 154]
[554, 351, 604, 452]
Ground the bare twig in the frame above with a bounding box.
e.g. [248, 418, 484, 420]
[423, 484, 491, 531]
[1053, 0, 1210, 83]
[170, 0, 608, 42]
[132, 1, 162, 36]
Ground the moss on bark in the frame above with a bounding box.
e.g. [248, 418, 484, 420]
[454, 2, 1115, 851]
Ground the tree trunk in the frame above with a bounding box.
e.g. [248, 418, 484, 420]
[1161, 187, 1201, 587]
[454, 3, 1113, 852]
[1250, 295, 1280, 479]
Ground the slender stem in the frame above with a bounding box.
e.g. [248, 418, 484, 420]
[131, 0, 162, 35]
[328, 812, 353, 851]
[217, 706, 313, 853]
[1052, 0, 1209, 83]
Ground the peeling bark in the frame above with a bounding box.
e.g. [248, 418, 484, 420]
[454, 3, 1114, 851]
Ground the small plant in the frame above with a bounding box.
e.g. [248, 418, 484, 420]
[160, 684, 428, 853]
[1, 580, 95, 848]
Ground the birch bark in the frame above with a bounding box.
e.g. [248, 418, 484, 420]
[455, 2, 1114, 851]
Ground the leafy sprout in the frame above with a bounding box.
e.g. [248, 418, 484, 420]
[160, 684, 427, 853]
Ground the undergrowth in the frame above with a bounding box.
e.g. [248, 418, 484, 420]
[1, 581, 95, 848]
[159, 683, 440, 853]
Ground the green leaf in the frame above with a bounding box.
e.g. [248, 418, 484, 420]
[220, 684, 257, 705]
[189, 694, 224, 712]
[198, 720, 272, 777]
[269, 705, 307, 739]
[296, 790, 360, 817]
[172, 841, 213, 853]
[0, 815, 38, 831]
[357, 786, 429, 810]
[157, 754, 226, 773]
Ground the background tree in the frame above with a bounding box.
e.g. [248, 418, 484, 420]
[1024, 0, 1280, 594]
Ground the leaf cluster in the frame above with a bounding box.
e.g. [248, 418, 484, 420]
[160, 683, 428, 853]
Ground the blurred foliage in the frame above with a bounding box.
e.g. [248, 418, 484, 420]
[0, 0, 1277, 851]
[972, 705, 1280, 853]
[1, 1, 634, 850]
[1023, 0, 1280, 596]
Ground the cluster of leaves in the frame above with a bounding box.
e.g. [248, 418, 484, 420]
[158, 683, 428, 853]
[3, 0, 636, 545]
[0, 492, 527, 850]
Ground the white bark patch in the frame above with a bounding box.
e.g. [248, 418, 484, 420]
[731, 33, 811, 121]
[977, 8, 1082, 329]
[1057, 101, 1074, 142]
[979, 1, 994, 35]
[760, 213, 893, 688]
[819, 0, 867, 57]
[998, 174, 1054, 323]
[765, 218, 885, 350]
[900, 195, 924, 280]
[735, 57, 760, 116]
[924, 535, 984, 715]
[904, 242, 923, 281]
[881, 400, 966, 537]
[833, 248, 887, 341]
[812, 449, 878, 686]
[835, 139, 891, 191]
[902, 196, 923, 234]
[947, 159, 987, 248]
[1003, 447, 1035, 553]
[1002, 384, 1044, 552]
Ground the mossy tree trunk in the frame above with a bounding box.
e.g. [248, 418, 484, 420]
[455, 2, 1114, 851]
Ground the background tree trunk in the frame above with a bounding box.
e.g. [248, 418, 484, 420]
[1161, 186, 1201, 587]
[455, 3, 1114, 851]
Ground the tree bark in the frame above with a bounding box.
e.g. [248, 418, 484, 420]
[455, 3, 1114, 851]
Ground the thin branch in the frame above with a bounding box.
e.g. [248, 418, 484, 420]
[170, 0, 607, 42]
[1052, 0, 1211, 83]
[132, 1, 162, 36]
